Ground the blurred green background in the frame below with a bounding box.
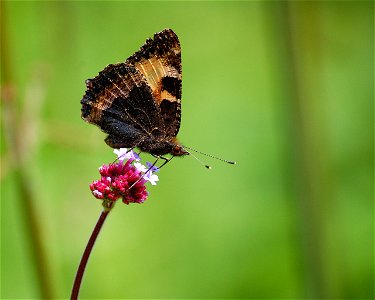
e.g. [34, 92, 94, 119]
[1, 1, 373, 299]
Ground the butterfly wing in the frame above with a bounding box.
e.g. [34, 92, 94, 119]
[126, 29, 182, 138]
[81, 63, 163, 148]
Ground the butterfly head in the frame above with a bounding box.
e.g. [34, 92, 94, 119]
[171, 143, 189, 156]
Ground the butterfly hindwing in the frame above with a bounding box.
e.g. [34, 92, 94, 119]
[81, 63, 163, 148]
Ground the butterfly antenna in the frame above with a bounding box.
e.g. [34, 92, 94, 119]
[183, 145, 236, 165]
[184, 149, 212, 169]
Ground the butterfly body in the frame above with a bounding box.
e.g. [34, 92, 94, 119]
[80, 29, 188, 157]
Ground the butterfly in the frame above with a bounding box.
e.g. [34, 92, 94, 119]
[81, 29, 188, 160]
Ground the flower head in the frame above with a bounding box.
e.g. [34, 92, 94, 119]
[90, 149, 160, 206]
[90, 160, 148, 205]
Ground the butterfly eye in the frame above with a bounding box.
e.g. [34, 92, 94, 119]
[85, 79, 93, 89]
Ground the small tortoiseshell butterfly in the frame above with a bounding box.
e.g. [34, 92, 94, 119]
[81, 29, 188, 158]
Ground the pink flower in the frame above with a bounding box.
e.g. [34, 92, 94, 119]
[90, 159, 148, 205]
[89, 148, 162, 206]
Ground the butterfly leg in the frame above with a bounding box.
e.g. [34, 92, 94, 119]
[155, 155, 174, 169]
[146, 156, 160, 175]
[128, 156, 160, 190]
[128, 155, 172, 190]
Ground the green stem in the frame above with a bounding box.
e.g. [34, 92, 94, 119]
[70, 208, 111, 300]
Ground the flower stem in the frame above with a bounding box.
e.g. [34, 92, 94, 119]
[70, 208, 111, 300]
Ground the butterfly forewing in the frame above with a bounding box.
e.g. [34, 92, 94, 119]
[126, 29, 182, 137]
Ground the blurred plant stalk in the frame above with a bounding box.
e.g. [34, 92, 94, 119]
[1, 2, 54, 298]
[269, 1, 340, 298]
